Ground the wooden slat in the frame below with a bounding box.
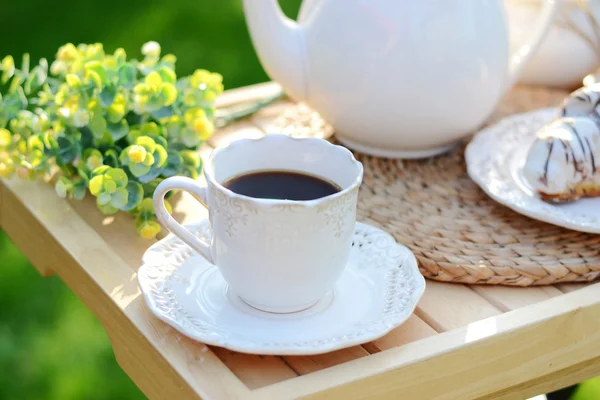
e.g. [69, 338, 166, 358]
[556, 283, 590, 293]
[210, 348, 297, 390]
[282, 347, 369, 376]
[363, 315, 437, 353]
[0, 178, 251, 400]
[415, 281, 501, 331]
[471, 286, 563, 312]
[253, 282, 600, 400]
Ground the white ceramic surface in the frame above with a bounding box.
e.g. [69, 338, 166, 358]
[506, 0, 600, 89]
[466, 108, 600, 233]
[153, 135, 363, 313]
[243, 0, 557, 158]
[137, 220, 426, 355]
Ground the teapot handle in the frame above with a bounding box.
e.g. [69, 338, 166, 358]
[505, 0, 558, 92]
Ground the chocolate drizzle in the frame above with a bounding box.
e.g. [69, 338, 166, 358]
[586, 136, 596, 173]
[564, 120, 587, 177]
[541, 140, 554, 185]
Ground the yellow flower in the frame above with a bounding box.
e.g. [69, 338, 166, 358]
[184, 108, 214, 140]
[103, 55, 117, 69]
[56, 43, 78, 62]
[73, 109, 90, 127]
[141, 41, 161, 59]
[0, 129, 12, 148]
[127, 145, 147, 164]
[138, 220, 161, 239]
[191, 69, 224, 92]
[0, 152, 14, 178]
[107, 94, 126, 123]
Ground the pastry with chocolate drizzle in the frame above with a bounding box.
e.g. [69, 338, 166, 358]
[558, 83, 600, 120]
[523, 117, 600, 203]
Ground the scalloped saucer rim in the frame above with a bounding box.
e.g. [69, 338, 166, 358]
[466, 107, 600, 234]
[137, 220, 425, 355]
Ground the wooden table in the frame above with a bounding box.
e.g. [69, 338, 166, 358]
[2, 82, 600, 400]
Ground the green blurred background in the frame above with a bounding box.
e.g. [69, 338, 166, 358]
[0, 1, 599, 399]
[0, 1, 301, 399]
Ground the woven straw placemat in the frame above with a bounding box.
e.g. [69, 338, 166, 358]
[267, 86, 600, 286]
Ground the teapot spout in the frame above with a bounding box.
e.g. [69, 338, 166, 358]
[242, 0, 307, 101]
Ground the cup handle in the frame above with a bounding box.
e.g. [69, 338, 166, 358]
[153, 176, 215, 264]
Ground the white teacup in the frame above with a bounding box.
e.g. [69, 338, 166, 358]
[153, 134, 363, 313]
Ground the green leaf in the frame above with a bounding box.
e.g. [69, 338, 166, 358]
[182, 164, 198, 179]
[150, 107, 174, 120]
[153, 145, 168, 168]
[93, 130, 114, 148]
[21, 53, 30, 77]
[161, 83, 177, 106]
[56, 136, 79, 164]
[180, 150, 201, 168]
[138, 167, 162, 183]
[85, 70, 102, 88]
[85, 61, 107, 82]
[105, 167, 128, 187]
[92, 165, 110, 176]
[114, 48, 126, 64]
[145, 71, 162, 86]
[130, 162, 151, 178]
[100, 85, 117, 107]
[89, 175, 104, 195]
[89, 113, 107, 138]
[158, 66, 176, 84]
[137, 198, 155, 216]
[118, 64, 136, 88]
[148, 134, 167, 149]
[15, 87, 28, 108]
[121, 181, 143, 211]
[72, 180, 87, 200]
[27, 135, 44, 152]
[24, 67, 44, 95]
[97, 192, 112, 206]
[142, 179, 162, 197]
[38, 58, 48, 81]
[162, 149, 183, 177]
[43, 132, 59, 153]
[136, 136, 156, 153]
[110, 187, 129, 209]
[1, 55, 15, 84]
[8, 73, 23, 94]
[103, 179, 117, 193]
[76, 167, 89, 182]
[104, 149, 119, 168]
[107, 120, 128, 141]
[98, 203, 119, 215]
[79, 127, 94, 149]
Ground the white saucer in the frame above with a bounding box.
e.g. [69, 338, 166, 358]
[138, 221, 425, 355]
[466, 108, 600, 234]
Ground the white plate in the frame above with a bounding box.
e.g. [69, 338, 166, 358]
[466, 108, 600, 233]
[138, 220, 425, 355]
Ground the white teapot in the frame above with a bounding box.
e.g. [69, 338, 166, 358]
[243, 0, 557, 158]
